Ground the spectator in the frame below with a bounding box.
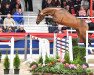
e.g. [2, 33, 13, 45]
[24, 0, 33, 11]
[3, 3, 11, 15]
[66, 0, 74, 8]
[65, 5, 71, 12]
[42, 0, 48, 9]
[74, 0, 81, 16]
[10, 0, 22, 14]
[16, 0, 22, 9]
[12, 4, 20, 14]
[52, 0, 61, 7]
[70, 7, 76, 16]
[6, 26, 15, 32]
[0, 27, 3, 33]
[13, 8, 24, 25]
[1, 0, 10, 13]
[10, 0, 16, 14]
[46, 0, 54, 7]
[78, 6, 87, 17]
[3, 13, 15, 29]
[81, 0, 89, 10]
[16, 25, 25, 33]
[87, 7, 94, 27]
[87, 9, 94, 17]
[61, 1, 67, 8]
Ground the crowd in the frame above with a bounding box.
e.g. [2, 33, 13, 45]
[41, 0, 94, 33]
[0, 0, 93, 33]
[0, 0, 25, 33]
[42, 0, 90, 17]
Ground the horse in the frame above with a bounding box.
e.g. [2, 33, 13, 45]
[36, 7, 91, 46]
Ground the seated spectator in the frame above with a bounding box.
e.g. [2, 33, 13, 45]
[16, 0, 22, 9]
[86, 8, 94, 30]
[61, 0, 67, 8]
[78, 6, 87, 17]
[74, 0, 81, 15]
[0, 27, 3, 33]
[70, 7, 76, 16]
[12, 4, 20, 14]
[52, 0, 61, 7]
[42, 0, 48, 9]
[5, 26, 15, 32]
[10, 0, 17, 14]
[13, 8, 24, 25]
[3, 13, 15, 30]
[66, 0, 74, 8]
[65, 5, 71, 13]
[1, 0, 10, 15]
[4, 3, 11, 15]
[16, 25, 25, 33]
[81, 0, 89, 10]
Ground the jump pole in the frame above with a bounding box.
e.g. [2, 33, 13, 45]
[30, 35, 50, 65]
[10, 37, 14, 70]
[68, 36, 73, 61]
[53, 33, 57, 58]
[30, 35, 32, 57]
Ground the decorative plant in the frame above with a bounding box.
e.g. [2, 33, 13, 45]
[38, 55, 43, 64]
[45, 54, 50, 64]
[13, 53, 20, 69]
[64, 52, 70, 64]
[30, 59, 92, 75]
[30, 61, 38, 68]
[3, 54, 10, 74]
[4, 55, 10, 69]
[73, 46, 86, 63]
[56, 53, 60, 59]
[72, 38, 79, 46]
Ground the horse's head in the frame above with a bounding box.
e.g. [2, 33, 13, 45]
[36, 10, 45, 24]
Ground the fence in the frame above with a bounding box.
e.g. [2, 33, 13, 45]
[53, 33, 73, 61]
[86, 31, 94, 66]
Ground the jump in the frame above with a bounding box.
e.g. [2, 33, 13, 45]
[36, 7, 91, 46]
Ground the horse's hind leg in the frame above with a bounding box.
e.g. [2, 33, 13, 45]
[76, 29, 86, 46]
[79, 30, 91, 46]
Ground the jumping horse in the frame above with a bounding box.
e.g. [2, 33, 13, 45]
[36, 7, 91, 46]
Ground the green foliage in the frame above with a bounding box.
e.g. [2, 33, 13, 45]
[3, 55, 10, 69]
[31, 57, 92, 74]
[56, 53, 60, 59]
[38, 55, 43, 64]
[73, 46, 86, 63]
[72, 38, 79, 46]
[71, 55, 83, 65]
[33, 66, 43, 72]
[13, 54, 20, 69]
[45, 54, 50, 64]
[48, 57, 57, 63]
[30, 61, 38, 68]
[45, 54, 57, 64]
[64, 52, 70, 63]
